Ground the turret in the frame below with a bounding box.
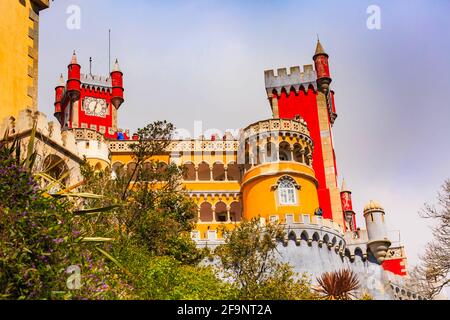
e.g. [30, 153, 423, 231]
[313, 39, 332, 93]
[340, 179, 356, 231]
[110, 59, 124, 109]
[54, 74, 65, 119]
[363, 200, 391, 263]
[66, 51, 81, 101]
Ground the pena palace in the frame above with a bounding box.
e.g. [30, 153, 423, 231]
[0, 0, 426, 300]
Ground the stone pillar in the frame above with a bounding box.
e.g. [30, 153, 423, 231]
[224, 166, 228, 181]
[212, 208, 216, 222]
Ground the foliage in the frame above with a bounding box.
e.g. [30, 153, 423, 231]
[77, 120, 225, 298]
[0, 130, 130, 300]
[410, 179, 450, 299]
[315, 269, 360, 300]
[360, 292, 373, 300]
[109, 241, 235, 300]
[215, 217, 317, 300]
[80, 122, 201, 265]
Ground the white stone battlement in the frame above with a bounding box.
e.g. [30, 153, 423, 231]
[264, 65, 318, 95]
[0, 108, 80, 157]
[67, 128, 111, 164]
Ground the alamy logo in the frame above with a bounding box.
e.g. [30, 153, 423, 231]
[66, 265, 81, 290]
[366, 5, 381, 30]
[66, 5, 81, 30]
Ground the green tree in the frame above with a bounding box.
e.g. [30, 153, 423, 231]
[79, 121, 233, 299]
[80, 121, 201, 265]
[111, 242, 235, 300]
[215, 217, 317, 300]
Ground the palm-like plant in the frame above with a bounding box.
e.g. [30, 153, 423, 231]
[316, 269, 360, 300]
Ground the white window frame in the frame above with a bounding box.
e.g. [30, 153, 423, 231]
[278, 180, 297, 205]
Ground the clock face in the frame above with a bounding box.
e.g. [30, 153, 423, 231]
[83, 97, 108, 117]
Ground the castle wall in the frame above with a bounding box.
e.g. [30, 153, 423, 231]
[277, 240, 394, 300]
[0, 0, 49, 121]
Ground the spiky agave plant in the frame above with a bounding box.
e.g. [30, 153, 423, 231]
[316, 269, 360, 300]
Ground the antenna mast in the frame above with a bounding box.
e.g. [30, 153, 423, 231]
[108, 29, 111, 74]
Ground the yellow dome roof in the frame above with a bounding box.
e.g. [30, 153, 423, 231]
[363, 200, 384, 213]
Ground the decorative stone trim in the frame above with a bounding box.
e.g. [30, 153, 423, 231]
[109, 139, 240, 153]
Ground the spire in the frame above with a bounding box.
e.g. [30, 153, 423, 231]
[58, 73, 65, 86]
[112, 58, 121, 72]
[341, 179, 350, 192]
[315, 39, 326, 56]
[70, 50, 78, 64]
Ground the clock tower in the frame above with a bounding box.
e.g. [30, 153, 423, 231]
[54, 52, 126, 139]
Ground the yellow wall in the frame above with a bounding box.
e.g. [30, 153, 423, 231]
[241, 162, 319, 222]
[0, 0, 49, 121]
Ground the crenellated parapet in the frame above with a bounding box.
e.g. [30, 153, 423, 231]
[0, 109, 83, 186]
[80, 73, 112, 91]
[1, 109, 79, 156]
[264, 65, 317, 96]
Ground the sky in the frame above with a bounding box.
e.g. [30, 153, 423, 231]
[38, 0, 450, 270]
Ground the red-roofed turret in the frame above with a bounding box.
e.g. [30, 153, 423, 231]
[66, 51, 81, 101]
[110, 59, 124, 109]
[54, 74, 65, 120]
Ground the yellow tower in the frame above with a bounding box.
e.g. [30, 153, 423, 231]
[0, 0, 49, 121]
[239, 118, 320, 223]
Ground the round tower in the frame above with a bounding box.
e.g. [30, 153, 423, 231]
[363, 200, 391, 263]
[66, 51, 81, 101]
[239, 118, 320, 223]
[340, 179, 356, 231]
[54, 74, 65, 120]
[313, 39, 332, 93]
[110, 59, 124, 109]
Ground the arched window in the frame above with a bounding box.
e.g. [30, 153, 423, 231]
[212, 162, 225, 181]
[226, 162, 239, 181]
[182, 162, 196, 181]
[112, 161, 124, 179]
[197, 162, 211, 181]
[199, 202, 213, 222]
[275, 176, 299, 205]
[293, 143, 303, 163]
[214, 201, 227, 222]
[229, 201, 242, 222]
[126, 162, 138, 181]
[304, 146, 311, 166]
[264, 142, 278, 162]
[279, 141, 292, 161]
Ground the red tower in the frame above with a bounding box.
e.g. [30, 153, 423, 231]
[340, 180, 356, 231]
[53, 74, 65, 122]
[66, 51, 81, 101]
[53, 52, 126, 140]
[264, 40, 342, 225]
[110, 59, 124, 109]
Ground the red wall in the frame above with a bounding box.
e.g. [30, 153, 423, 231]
[77, 87, 116, 139]
[382, 259, 407, 276]
[275, 87, 333, 219]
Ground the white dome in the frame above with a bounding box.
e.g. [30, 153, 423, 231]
[363, 200, 384, 213]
